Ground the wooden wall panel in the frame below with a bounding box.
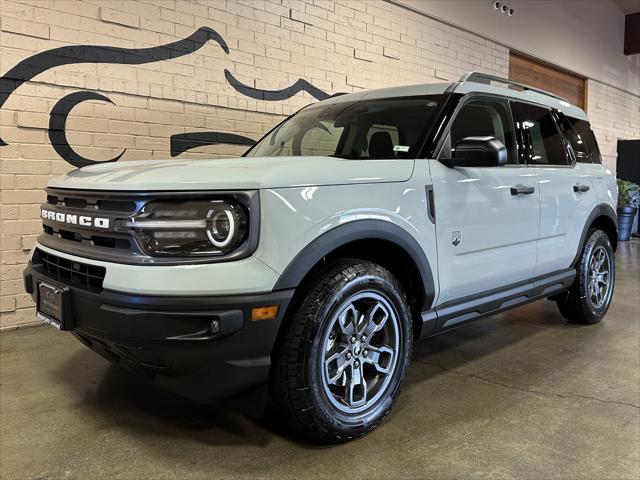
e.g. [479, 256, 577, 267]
[509, 52, 586, 109]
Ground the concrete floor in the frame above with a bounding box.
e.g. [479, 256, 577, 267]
[1, 241, 638, 480]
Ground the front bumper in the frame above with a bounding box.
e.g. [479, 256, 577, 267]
[24, 261, 294, 403]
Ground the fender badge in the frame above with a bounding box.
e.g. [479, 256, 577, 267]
[451, 230, 461, 247]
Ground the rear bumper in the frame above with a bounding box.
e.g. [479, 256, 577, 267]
[24, 263, 294, 403]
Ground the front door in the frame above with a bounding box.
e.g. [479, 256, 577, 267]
[430, 97, 540, 306]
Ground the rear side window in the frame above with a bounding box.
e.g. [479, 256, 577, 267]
[566, 117, 602, 164]
[514, 102, 569, 166]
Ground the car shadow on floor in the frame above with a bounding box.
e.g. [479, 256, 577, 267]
[53, 348, 280, 446]
[50, 297, 577, 449]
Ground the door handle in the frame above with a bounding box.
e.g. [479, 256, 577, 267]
[573, 183, 590, 193]
[511, 184, 535, 195]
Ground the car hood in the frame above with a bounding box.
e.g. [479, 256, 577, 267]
[47, 156, 414, 191]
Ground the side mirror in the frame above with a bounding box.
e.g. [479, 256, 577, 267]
[442, 136, 507, 168]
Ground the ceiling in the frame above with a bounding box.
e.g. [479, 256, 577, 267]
[614, 0, 640, 14]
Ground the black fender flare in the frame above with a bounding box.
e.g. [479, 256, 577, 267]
[273, 219, 436, 310]
[571, 203, 618, 267]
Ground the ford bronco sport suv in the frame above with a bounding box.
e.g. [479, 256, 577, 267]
[24, 72, 617, 442]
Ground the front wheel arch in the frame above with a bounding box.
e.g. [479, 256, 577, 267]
[272, 220, 435, 311]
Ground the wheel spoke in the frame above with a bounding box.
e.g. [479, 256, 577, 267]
[364, 345, 394, 375]
[361, 302, 389, 339]
[325, 347, 349, 385]
[338, 305, 358, 336]
[347, 362, 367, 407]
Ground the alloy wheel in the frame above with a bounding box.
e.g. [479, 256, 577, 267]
[588, 245, 612, 309]
[320, 291, 400, 414]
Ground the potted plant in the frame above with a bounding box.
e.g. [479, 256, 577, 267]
[617, 179, 639, 241]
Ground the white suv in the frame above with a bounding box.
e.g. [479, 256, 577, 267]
[24, 72, 617, 442]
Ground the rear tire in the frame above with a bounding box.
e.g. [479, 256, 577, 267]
[557, 229, 615, 324]
[270, 260, 413, 443]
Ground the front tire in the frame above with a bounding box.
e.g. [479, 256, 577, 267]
[557, 229, 615, 324]
[270, 260, 413, 443]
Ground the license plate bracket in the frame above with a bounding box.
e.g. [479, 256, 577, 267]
[37, 281, 73, 330]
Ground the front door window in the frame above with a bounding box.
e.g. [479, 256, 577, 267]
[445, 98, 517, 165]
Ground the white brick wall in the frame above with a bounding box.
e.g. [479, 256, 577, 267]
[1, 0, 638, 328]
[586, 80, 640, 171]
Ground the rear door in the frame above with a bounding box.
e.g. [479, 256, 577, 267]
[560, 115, 614, 207]
[512, 102, 596, 276]
[430, 96, 540, 306]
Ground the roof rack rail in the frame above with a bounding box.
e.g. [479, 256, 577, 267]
[458, 71, 569, 103]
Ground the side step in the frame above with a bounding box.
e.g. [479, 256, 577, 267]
[419, 269, 576, 339]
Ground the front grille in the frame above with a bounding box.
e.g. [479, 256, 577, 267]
[33, 248, 106, 291]
[41, 226, 131, 250]
[39, 188, 144, 259]
[46, 192, 137, 213]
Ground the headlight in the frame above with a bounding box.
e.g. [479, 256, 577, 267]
[117, 200, 248, 257]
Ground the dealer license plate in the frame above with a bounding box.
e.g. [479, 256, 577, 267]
[37, 282, 64, 330]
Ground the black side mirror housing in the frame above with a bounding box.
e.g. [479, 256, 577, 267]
[442, 136, 508, 168]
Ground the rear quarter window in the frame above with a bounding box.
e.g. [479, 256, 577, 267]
[564, 117, 602, 164]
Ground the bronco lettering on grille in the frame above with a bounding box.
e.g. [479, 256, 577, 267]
[41, 209, 109, 229]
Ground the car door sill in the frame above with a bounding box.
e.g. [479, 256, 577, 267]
[419, 269, 576, 339]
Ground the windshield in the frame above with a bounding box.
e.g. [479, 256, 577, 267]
[245, 95, 444, 159]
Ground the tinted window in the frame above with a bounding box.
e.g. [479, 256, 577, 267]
[567, 117, 601, 164]
[558, 116, 590, 162]
[446, 98, 517, 164]
[246, 96, 443, 159]
[515, 103, 569, 166]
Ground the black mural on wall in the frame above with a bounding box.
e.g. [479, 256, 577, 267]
[0, 27, 228, 147]
[224, 69, 330, 101]
[0, 26, 332, 165]
[49, 91, 125, 168]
